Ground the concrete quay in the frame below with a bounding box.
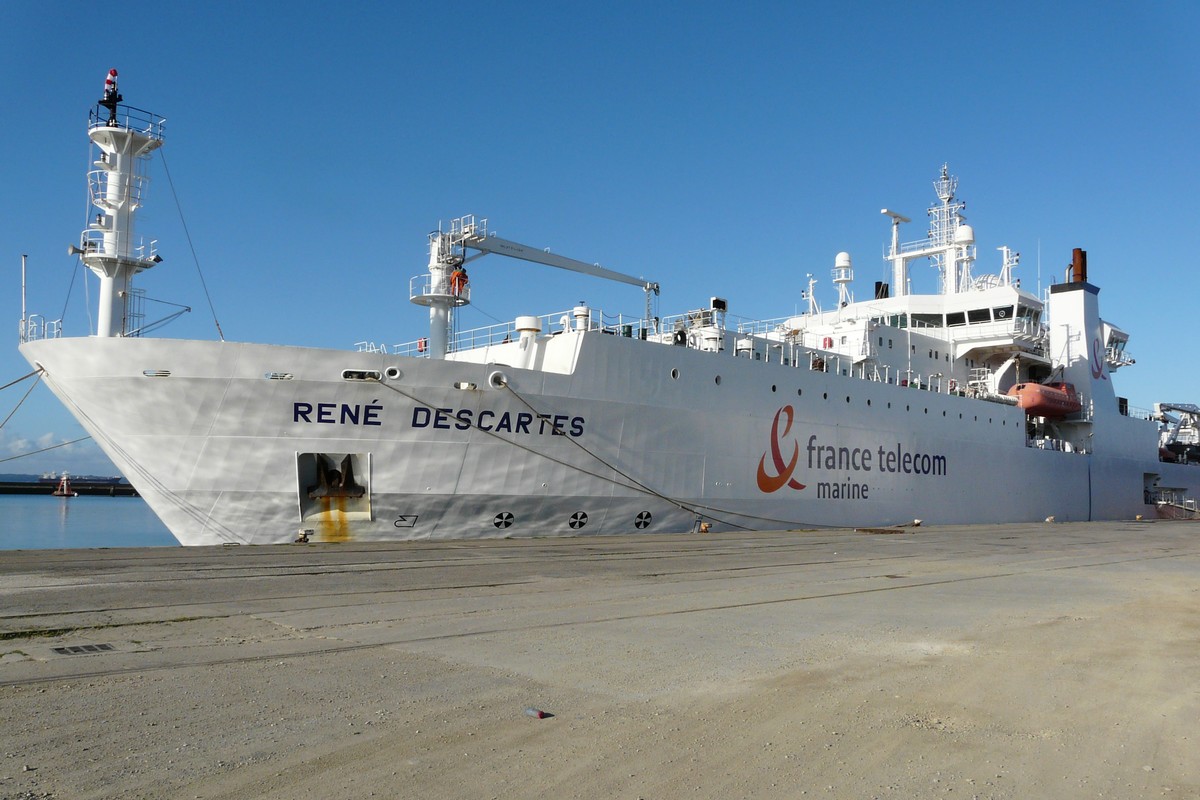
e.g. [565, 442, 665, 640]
[1, 521, 1198, 799]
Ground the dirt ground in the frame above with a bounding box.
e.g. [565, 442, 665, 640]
[1, 522, 1197, 799]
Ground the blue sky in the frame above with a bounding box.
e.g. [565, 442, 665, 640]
[2, 0, 1199, 475]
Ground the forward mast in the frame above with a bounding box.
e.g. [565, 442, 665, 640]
[72, 69, 166, 338]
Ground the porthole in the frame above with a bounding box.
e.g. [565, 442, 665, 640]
[823, 392, 828, 400]
[887, 402, 892, 409]
[942, 410, 947, 417]
[715, 375, 722, 385]
[671, 368, 679, 380]
[845, 396, 851, 403]
[867, 399, 872, 407]
[771, 384, 777, 392]
[924, 408, 928, 414]
[906, 404, 910, 412]
[796, 388, 803, 397]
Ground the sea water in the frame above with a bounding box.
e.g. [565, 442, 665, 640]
[0, 495, 177, 549]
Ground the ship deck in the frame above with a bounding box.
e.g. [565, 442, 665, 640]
[2, 522, 1198, 797]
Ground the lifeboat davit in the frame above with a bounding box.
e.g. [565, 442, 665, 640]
[1007, 382, 1082, 418]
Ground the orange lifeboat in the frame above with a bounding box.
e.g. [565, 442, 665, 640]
[1007, 382, 1082, 418]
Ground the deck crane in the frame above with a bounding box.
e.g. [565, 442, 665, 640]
[1153, 403, 1200, 463]
[410, 215, 658, 359]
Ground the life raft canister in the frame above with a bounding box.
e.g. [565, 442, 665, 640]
[822, 336, 833, 349]
[417, 337, 427, 353]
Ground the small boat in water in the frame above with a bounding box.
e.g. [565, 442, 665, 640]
[1007, 382, 1083, 418]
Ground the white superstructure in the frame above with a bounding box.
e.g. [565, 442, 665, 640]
[18, 77, 1200, 545]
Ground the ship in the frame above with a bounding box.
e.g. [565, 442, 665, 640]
[16, 75, 1200, 545]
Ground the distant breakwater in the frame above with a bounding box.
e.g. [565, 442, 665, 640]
[0, 481, 138, 497]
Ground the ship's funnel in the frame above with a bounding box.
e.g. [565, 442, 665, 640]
[1071, 248, 1088, 283]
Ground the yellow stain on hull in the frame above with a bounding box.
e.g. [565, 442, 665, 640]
[316, 496, 352, 543]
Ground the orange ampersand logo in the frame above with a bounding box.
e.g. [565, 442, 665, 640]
[756, 405, 806, 493]
[1090, 337, 1108, 381]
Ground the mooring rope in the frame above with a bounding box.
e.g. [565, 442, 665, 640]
[370, 373, 820, 531]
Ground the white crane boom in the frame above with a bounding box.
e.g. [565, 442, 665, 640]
[461, 230, 657, 293]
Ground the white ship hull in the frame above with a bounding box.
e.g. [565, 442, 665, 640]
[22, 330, 1197, 546]
[19, 89, 1200, 546]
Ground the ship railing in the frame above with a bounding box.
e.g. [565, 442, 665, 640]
[796, 351, 968, 396]
[728, 333, 972, 394]
[943, 316, 1044, 342]
[895, 237, 946, 256]
[1026, 436, 1086, 454]
[19, 315, 62, 343]
[88, 169, 149, 212]
[89, 104, 166, 140]
[77, 229, 161, 263]
[661, 309, 728, 334]
[1152, 489, 1197, 509]
[388, 307, 655, 357]
[1106, 343, 1135, 369]
[1126, 405, 1154, 422]
[733, 303, 896, 337]
[734, 314, 794, 336]
[408, 274, 472, 305]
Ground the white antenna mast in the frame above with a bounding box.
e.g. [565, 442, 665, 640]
[19, 254, 27, 342]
